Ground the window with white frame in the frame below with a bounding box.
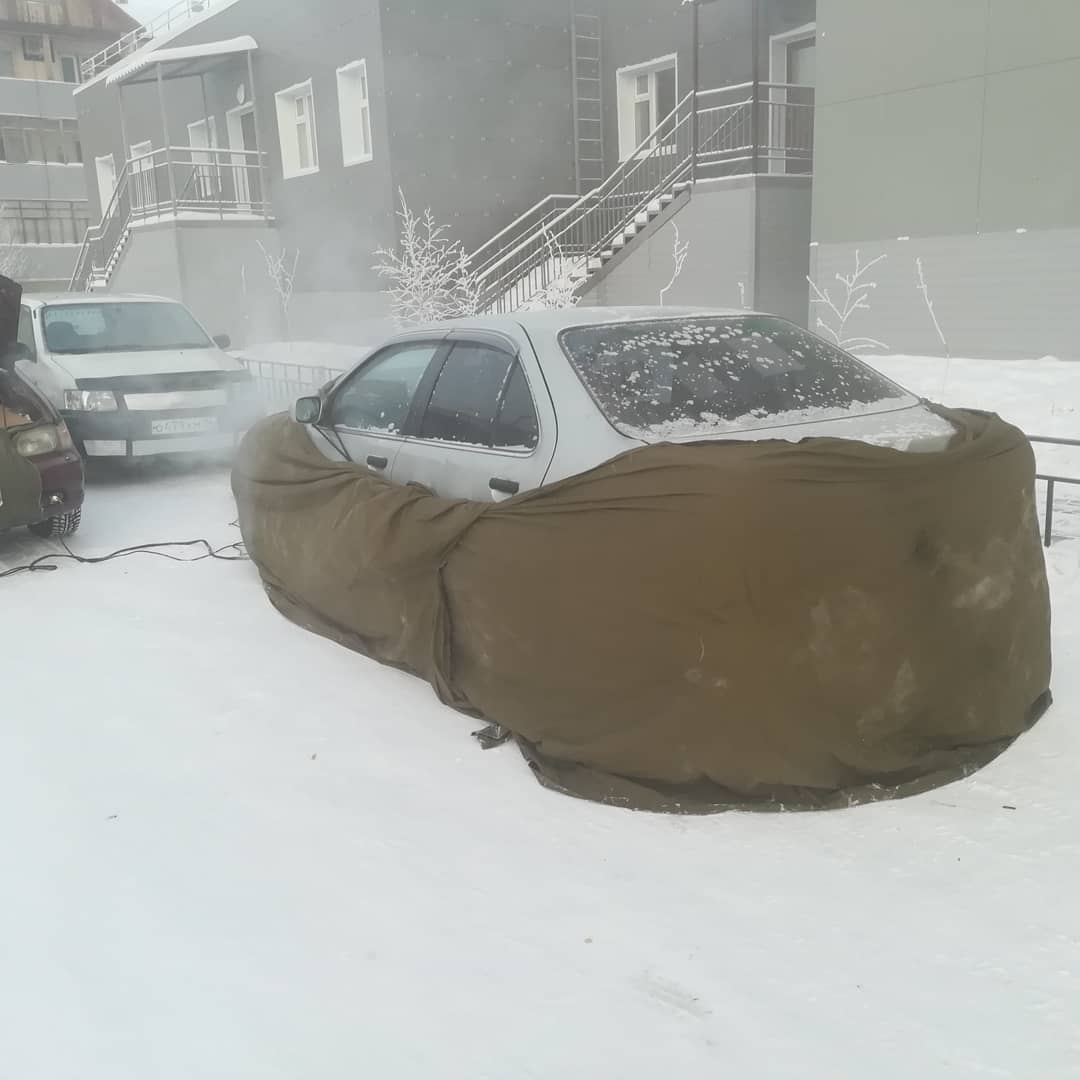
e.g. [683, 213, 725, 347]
[274, 79, 318, 179]
[616, 56, 677, 159]
[337, 59, 373, 166]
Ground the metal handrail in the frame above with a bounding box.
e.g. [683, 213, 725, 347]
[70, 145, 269, 291]
[1029, 435, 1080, 547]
[483, 103, 701, 311]
[470, 83, 815, 312]
[82, 0, 226, 79]
[469, 194, 580, 280]
[471, 89, 697, 313]
[70, 158, 132, 290]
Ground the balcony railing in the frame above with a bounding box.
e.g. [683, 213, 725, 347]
[695, 81, 814, 176]
[124, 144, 268, 220]
[0, 199, 91, 245]
[82, 0, 226, 80]
[70, 144, 269, 291]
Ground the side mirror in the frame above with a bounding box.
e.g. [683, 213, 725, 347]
[292, 395, 323, 425]
[213, 333, 232, 350]
[2, 342, 33, 368]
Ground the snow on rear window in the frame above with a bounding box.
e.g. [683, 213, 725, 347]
[559, 316, 908, 439]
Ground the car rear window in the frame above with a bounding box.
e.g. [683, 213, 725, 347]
[559, 315, 909, 439]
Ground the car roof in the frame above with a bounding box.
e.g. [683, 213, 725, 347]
[435, 306, 759, 337]
[24, 293, 179, 307]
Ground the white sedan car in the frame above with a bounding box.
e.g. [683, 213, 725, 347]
[294, 308, 955, 501]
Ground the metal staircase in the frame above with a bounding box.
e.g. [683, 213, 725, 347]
[469, 81, 814, 314]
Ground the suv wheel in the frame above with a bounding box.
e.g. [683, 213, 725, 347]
[29, 507, 82, 539]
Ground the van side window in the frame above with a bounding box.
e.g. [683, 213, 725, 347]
[17, 305, 35, 358]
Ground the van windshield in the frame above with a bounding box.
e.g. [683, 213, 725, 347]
[559, 315, 909, 440]
[42, 302, 214, 354]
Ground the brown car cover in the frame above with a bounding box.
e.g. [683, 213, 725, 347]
[232, 407, 1052, 813]
[0, 423, 42, 532]
[0, 275, 45, 532]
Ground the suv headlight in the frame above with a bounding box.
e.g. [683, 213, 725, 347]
[64, 389, 118, 412]
[13, 425, 60, 457]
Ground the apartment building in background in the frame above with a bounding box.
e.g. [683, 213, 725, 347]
[0, 0, 136, 288]
[69, 0, 817, 344]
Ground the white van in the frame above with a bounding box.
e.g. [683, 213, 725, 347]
[13, 294, 262, 459]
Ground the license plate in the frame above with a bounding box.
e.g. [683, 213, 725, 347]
[150, 416, 219, 436]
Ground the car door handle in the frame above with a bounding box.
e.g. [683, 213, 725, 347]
[489, 477, 519, 496]
[366, 454, 388, 470]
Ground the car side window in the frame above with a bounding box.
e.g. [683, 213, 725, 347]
[17, 305, 36, 358]
[492, 362, 539, 449]
[327, 342, 440, 434]
[419, 342, 523, 447]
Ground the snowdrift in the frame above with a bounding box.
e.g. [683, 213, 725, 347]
[232, 409, 1052, 813]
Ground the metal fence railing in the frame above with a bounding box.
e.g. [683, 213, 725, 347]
[239, 357, 344, 412]
[231, 365, 1080, 549]
[83, 0, 229, 80]
[1029, 435, 1080, 548]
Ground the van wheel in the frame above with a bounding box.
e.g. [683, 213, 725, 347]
[30, 507, 82, 539]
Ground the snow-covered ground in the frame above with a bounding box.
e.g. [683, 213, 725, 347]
[868, 353, 1080, 540]
[2, 357, 1078, 1079]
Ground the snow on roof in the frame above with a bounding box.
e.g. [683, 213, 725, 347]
[105, 34, 257, 86]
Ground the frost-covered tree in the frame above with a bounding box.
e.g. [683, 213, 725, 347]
[374, 190, 481, 324]
[807, 250, 889, 352]
[915, 257, 950, 359]
[516, 224, 584, 311]
[256, 240, 300, 340]
[658, 223, 689, 306]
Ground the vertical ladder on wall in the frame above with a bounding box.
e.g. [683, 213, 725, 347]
[571, 11, 604, 195]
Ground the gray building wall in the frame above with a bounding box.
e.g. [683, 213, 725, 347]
[584, 184, 755, 311]
[0, 75, 78, 119]
[811, 0, 1080, 358]
[0, 160, 86, 201]
[379, 0, 577, 252]
[584, 176, 810, 325]
[754, 175, 812, 321]
[106, 221, 183, 298]
[108, 219, 282, 342]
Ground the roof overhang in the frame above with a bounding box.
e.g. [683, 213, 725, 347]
[105, 34, 257, 87]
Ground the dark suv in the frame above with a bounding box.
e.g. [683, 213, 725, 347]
[0, 275, 84, 538]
